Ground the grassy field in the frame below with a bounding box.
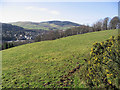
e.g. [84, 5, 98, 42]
[2, 29, 118, 88]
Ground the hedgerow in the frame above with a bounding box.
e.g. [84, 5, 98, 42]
[83, 34, 120, 89]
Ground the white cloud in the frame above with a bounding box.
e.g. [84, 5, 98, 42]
[25, 6, 34, 10]
[38, 8, 48, 11]
[25, 6, 60, 15]
[25, 6, 47, 11]
[49, 10, 60, 15]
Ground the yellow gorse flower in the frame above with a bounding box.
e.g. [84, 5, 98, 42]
[103, 57, 106, 59]
[107, 74, 110, 77]
[88, 61, 90, 64]
[108, 80, 112, 84]
[103, 60, 105, 63]
[95, 57, 98, 60]
[91, 48, 93, 51]
[106, 69, 109, 72]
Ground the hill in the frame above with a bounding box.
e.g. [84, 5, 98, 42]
[10, 21, 80, 30]
[2, 23, 47, 41]
[2, 29, 118, 88]
[2, 23, 24, 41]
[2, 23, 24, 31]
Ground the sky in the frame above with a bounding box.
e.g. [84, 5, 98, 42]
[0, 1, 119, 25]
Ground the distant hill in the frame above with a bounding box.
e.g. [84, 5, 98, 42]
[10, 20, 80, 30]
[2, 23, 47, 41]
[2, 23, 24, 41]
[2, 23, 24, 31]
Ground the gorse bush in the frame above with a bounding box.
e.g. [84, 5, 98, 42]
[85, 35, 120, 89]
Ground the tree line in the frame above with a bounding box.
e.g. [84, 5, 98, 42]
[1, 40, 34, 50]
[92, 16, 120, 31]
[35, 16, 120, 42]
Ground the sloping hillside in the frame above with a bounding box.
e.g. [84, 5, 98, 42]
[10, 21, 80, 30]
[2, 29, 118, 88]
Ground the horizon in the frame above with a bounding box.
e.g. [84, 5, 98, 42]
[0, 2, 118, 26]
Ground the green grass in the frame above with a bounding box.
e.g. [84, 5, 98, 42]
[2, 29, 118, 88]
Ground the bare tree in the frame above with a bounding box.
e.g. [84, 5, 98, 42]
[92, 20, 103, 31]
[102, 17, 109, 30]
[109, 16, 120, 29]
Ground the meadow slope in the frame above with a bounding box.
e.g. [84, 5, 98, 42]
[2, 29, 118, 88]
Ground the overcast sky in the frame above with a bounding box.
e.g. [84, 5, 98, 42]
[0, 0, 119, 25]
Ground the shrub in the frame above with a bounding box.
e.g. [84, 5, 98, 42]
[84, 35, 120, 89]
